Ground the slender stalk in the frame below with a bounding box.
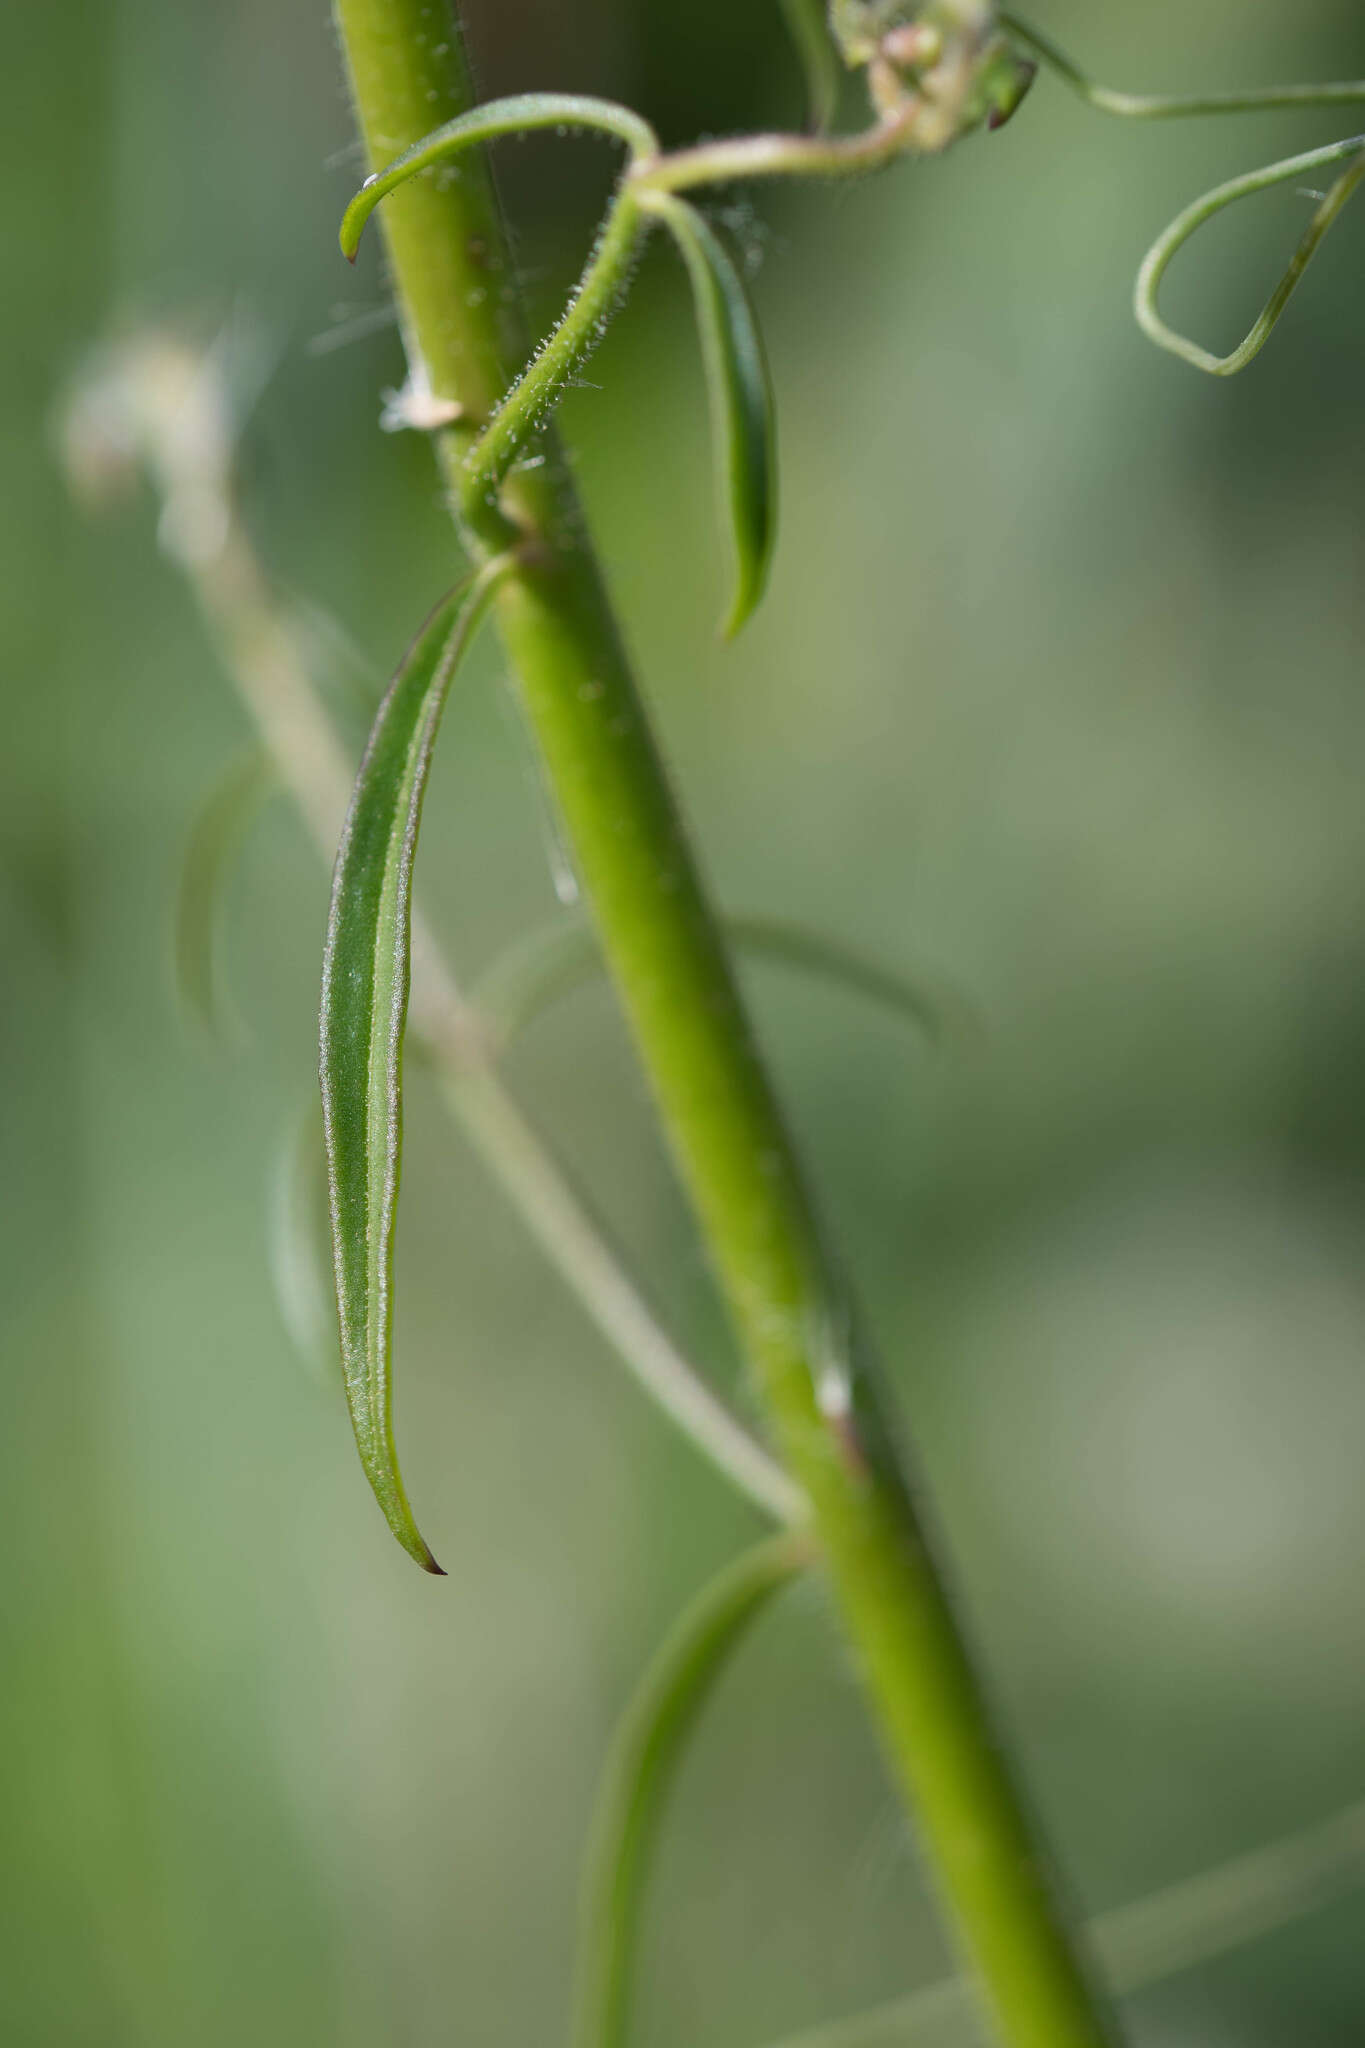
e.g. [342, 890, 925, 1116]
[331, 5, 1118, 2044]
[1135, 138, 1365, 376]
[435, 1063, 805, 1526]
[1002, 13, 1365, 122]
[629, 110, 918, 194]
[72, 325, 794, 1524]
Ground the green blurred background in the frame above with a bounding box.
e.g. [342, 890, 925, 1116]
[6, 2, 1365, 2041]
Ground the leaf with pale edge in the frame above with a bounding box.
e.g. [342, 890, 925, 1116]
[319, 568, 507, 1572]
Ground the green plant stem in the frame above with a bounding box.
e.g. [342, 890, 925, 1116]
[331, 5, 1117, 2044]
[629, 110, 918, 193]
[1134, 137, 1365, 376]
[1001, 13, 1365, 121]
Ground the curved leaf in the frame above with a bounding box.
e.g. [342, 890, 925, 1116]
[570, 1536, 810, 2048]
[473, 913, 968, 1057]
[339, 94, 660, 262]
[319, 560, 511, 1573]
[173, 745, 274, 1041]
[645, 192, 777, 637]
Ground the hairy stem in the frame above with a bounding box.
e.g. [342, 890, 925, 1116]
[331, 4, 1117, 2043]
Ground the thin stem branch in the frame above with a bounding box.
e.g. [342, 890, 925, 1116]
[1002, 13, 1365, 121]
[462, 184, 647, 510]
[435, 1065, 805, 1525]
[629, 107, 919, 194]
[1135, 137, 1365, 376]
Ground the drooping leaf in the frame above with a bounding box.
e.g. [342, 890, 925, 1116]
[173, 745, 274, 1041]
[570, 1536, 810, 2048]
[648, 192, 777, 637]
[473, 912, 969, 1057]
[319, 561, 511, 1573]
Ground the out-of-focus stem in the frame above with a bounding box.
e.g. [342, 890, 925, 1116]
[63, 329, 799, 1527]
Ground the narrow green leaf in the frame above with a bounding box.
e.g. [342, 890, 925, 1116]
[646, 192, 777, 637]
[268, 1098, 338, 1386]
[173, 745, 274, 1041]
[319, 560, 511, 1573]
[777, 0, 841, 133]
[473, 913, 968, 1057]
[570, 1536, 810, 2048]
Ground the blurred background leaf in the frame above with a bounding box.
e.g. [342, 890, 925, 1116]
[5, 2, 1365, 2043]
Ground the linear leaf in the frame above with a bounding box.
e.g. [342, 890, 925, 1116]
[648, 192, 777, 637]
[173, 745, 274, 1041]
[570, 1536, 809, 2048]
[319, 561, 510, 1573]
[473, 913, 969, 1057]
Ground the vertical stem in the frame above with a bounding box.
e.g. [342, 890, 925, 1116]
[330, 5, 1118, 2043]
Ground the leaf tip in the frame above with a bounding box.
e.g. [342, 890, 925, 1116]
[388, 1494, 445, 1575]
[719, 571, 764, 641]
[338, 200, 367, 263]
[718, 601, 749, 642]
